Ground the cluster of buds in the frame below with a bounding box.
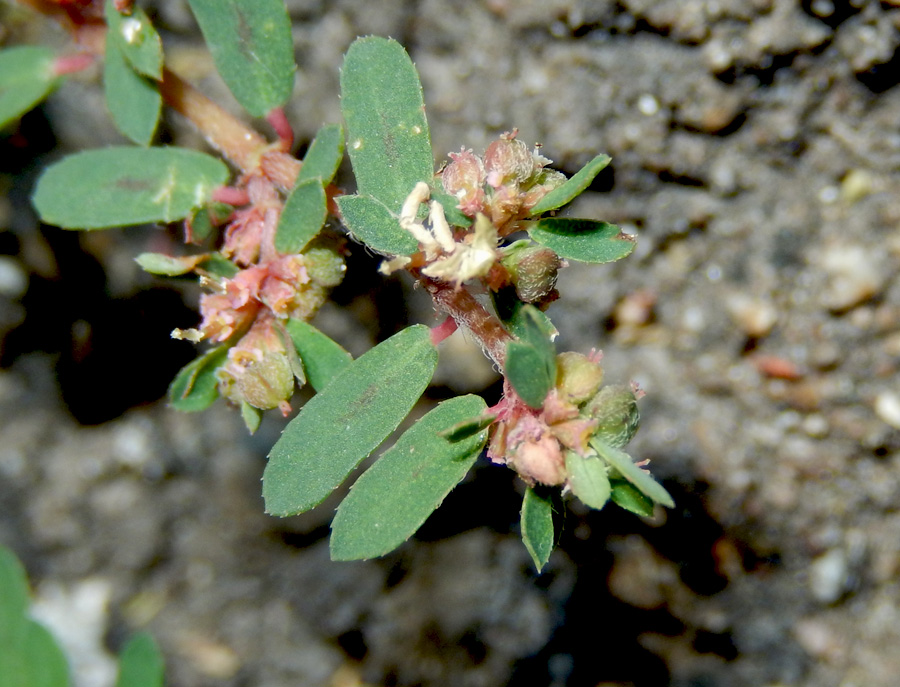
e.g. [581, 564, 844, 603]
[440, 129, 566, 234]
[488, 351, 642, 487]
[174, 175, 345, 414]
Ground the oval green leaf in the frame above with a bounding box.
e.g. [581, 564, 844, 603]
[116, 633, 164, 687]
[0, 546, 29, 627]
[135, 252, 204, 276]
[284, 318, 352, 392]
[275, 178, 327, 254]
[296, 123, 344, 186]
[506, 341, 553, 409]
[340, 37, 433, 211]
[33, 147, 229, 229]
[0, 46, 60, 130]
[336, 194, 419, 256]
[104, 35, 161, 145]
[104, 2, 163, 80]
[263, 325, 438, 517]
[168, 346, 228, 412]
[590, 437, 674, 508]
[528, 154, 611, 216]
[330, 394, 488, 561]
[187, 0, 295, 117]
[610, 480, 654, 517]
[565, 451, 611, 510]
[504, 305, 557, 409]
[529, 219, 636, 264]
[521, 487, 555, 572]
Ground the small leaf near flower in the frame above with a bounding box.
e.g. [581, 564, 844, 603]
[168, 346, 229, 412]
[521, 486, 555, 572]
[529, 218, 635, 264]
[565, 451, 611, 510]
[591, 437, 674, 508]
[527, 153, 611, 216]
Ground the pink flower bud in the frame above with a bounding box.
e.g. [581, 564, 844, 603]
[442, 149, 487, 216]
[511, 435, 567, 486]
[484, 136, 535, 188]
[217, 319, 296, 410]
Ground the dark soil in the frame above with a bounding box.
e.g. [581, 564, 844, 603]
[3, 1, 900, 686]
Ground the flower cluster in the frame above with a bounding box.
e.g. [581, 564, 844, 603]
[440, 129, 566, 235]
[175, 175, 345, 415]
[488, 351, 641, 487]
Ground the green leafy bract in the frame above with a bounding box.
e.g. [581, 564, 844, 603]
[565, 452, 611, 510]
[275, 179, 327, 254]
[104, 2, 161, 145]
[521, 487, 555, 572]
[263, 325, 438, 516]
[610, 480, 654, 516]
[187, 0, 295, 118]
[104, 2, 163, 80]
[115, 633, 164, 687]
[336, 194, 419, 256]
[528, 154, 611, 216]
[284, 319, 352, 392]
[135, 252, 203, 276]
[591, 437, 674, 508]
[330, 394, 488, 560]
[296, 123, 344, 186]
[0, 546, 70, 687]
[340, 37, 433, 212]
[505, 305, 556, 409]
[529, 219, 635, 264]
[0, 46, 60, 131]
[168, 346, 229, 412]
[33, 147, 229, 229]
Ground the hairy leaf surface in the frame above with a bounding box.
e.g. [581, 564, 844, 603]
[330, 395, 487, 560]
[263, 325, 437, 516]
[33, 147, 228, 229]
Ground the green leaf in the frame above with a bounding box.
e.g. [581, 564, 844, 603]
[274, 178, 327, 254]
[330, 394, 487, 561]
[198, 253, 239, 278]
[103, 35, 161, 145]
[0, 546, 29, 632]
[116, 633, 163, 687]
[0, 46, 60, 130]
[283, 319, 352, 392]
[528, 154, 611, 216]
[296, 123, 344, 186]
[521, 487, 555, 572]
[565, 452, 611, 510]
[240, 402, 263, 434]
[263, 325, 438, 516]
[590, 438, 674, 508]
[135, 252, 204, 276]
[504, 305, 557, 409]
[430, 189, 473, 228]
[168, 346, 228, 411]
[104, 2, 163, 80]
[492, 287, 558, 342]
[187, 0, 295, 117]
[529, 219, 635, 264]
[610, 480, 654, 517]
[438, 413, 495, 442]
[340, 37, 433, 212]
[336, 194, 419, 256]
[0, 546, 70, 687]
[10, 621, 70, 687]
[506, 342, 553, 409]
[33, 147, 229, 230]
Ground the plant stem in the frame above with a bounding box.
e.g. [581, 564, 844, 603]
[427, 282, 512, 367]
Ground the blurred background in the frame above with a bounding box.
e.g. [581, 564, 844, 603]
[3, 0, 900, 685]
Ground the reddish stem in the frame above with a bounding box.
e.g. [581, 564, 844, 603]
[53, 53, 94, 75]
[212, 187, 251, 206]
[427, 281, 513, 367]
[266, 107, 294, 152]
[430, 316, 458, 346]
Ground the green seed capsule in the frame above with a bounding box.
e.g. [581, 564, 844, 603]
[584, 384, 640, 449]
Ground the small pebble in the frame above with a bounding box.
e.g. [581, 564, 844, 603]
[873, 391, 900, 429]
[809, 549, 848, 603]
[726, 293, 778, 338]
